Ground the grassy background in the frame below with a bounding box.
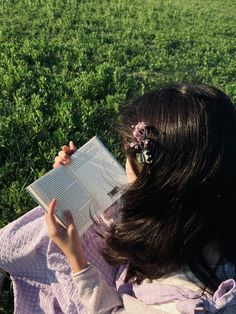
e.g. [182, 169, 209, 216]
[0, 0, 235, 311]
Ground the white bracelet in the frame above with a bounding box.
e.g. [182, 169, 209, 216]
[71, 262, 91, 277]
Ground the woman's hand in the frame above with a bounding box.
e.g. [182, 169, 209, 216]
[53, 141, 77, 168]
[45, 199, 88, 273]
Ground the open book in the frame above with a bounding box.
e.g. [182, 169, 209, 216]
[26, 136, 127, 233]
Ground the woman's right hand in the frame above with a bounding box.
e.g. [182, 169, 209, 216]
[45, 199, 88, 272]
[53, 141, 77, 168]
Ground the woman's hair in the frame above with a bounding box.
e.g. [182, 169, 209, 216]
[102, 83, 236, 293]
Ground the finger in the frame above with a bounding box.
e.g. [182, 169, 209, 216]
[61, 145, 72, 155]
[47, 199, 57, 224]
[45, 199, 58, 234]
[54, 156, 63, 164]
[64, 212, 78, 239]
[53, 162, 68, 169]
[67, 223, 78, 238]
[54, 156, 70, 168]
[64, 211, 74, 226]
[61, 141, 76, 156]
[58, 151, 69, 160]
[53, 159, 63, 168]
[69, 141, 76, 153]
[46, 199, 64, 237]
[53, 162, 61, 169]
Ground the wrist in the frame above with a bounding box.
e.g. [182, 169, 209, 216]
[67, 253, 89, 273]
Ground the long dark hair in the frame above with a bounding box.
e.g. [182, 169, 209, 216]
[102, 83, 236, 293]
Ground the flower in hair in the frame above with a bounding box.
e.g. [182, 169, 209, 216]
[132, 122, 147, 142]
[130, 121, 153, 164]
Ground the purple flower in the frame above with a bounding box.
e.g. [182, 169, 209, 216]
[132, 122, 147, 142]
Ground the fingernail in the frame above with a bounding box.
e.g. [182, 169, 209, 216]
[64, 212, 72, 223]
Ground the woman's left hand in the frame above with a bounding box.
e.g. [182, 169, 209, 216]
[45, 199, 88, 272]
[53, 141, 77, 168]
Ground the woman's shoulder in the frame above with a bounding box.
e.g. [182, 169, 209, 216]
[116, 265, 236, 314]
[140, 268, 236, 314]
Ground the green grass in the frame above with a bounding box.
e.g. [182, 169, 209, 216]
[0, 0, 235, 309]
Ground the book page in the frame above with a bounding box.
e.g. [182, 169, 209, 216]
[68, 137, 127, 211]
[28, 166, 97, 232]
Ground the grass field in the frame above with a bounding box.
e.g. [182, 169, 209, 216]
[0, 0, 235, 311]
